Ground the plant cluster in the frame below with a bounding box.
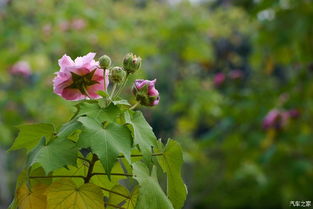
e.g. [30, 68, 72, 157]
[8, 52, 187, 209]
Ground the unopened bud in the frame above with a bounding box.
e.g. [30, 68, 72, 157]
[132, 79, 160, 106]
[110, 66, 126, 83]
[99, 55, 111, 69]
[123, 53, 141, 74]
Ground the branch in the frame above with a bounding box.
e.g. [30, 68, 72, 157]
[100, 187, 130, 199]
[118, 153, 163, 158]
[29, 175, 85, 179]
[105, 203, 126, 209]
[84, 154, 98, 183]
[91, 173, 133, 177]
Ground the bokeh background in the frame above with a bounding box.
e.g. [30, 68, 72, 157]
[0, 0, 313, 208]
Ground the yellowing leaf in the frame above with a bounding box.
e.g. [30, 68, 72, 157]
[107, 185, 139, 209]
[46, 180, 104, 209]
[17, 183, 48, 209]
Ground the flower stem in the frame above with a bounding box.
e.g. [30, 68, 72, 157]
[110, 83, 117, 98]
[103, 69, 107, 92]
[129, 102, 140, 110]
[113, 74, 129, 99]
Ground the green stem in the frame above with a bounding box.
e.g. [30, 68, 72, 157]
[100, 187, 130, 199]
[129, 101, 140, 110]
[113, 74, 129, 99]
[103, 69, 107, 92]
[110, 83, 117, 98]
[29, 175, 85, 179]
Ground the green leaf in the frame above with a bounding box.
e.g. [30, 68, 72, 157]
[91, 159, 131, 195]
[112, 99, 131, 106]
[76, 102, 120, 123]
[97, 90, 110, 98]
[46, 180, 104, 209]
[107, 185, 139, 209]
[27, 137, 78, 174]
[124, 111, 157, 158]
[157, 139, 187, 209]
[9, 123, 54, 152]
[57, 120, 81, 139]
[77, 116, 132, 177]
[133, 162, 174, 209]
[52, 155, 89, 186]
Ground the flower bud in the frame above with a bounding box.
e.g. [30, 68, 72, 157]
[262, 109, 289, 130]
[9, 61, 32, 77]
[109, 66, 126, 84]
[229, 70, 243, 80]
[99, 55, 111, 69]
[132, 79, 160, 106]
[123, 53, 141, 74]
[214, 72, 225, 87]
[287, 109, 300, 119]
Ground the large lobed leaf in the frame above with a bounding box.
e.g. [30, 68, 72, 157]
[78, 116, 132, 178]
[107, 185, 139, 209]
[46, 180, 104, 209]
[16, 183, 48, 209]
[9, 123, 54, 152]
[76, 102, 120, 123]
[157, 139, 187, 209]
[27, 137, 78, 174]
[133, 161, 174, 209]
[124, 111, 157, 158]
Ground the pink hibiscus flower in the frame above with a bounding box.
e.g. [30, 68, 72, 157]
[53, 52, 109, 101]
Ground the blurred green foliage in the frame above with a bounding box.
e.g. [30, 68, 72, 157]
[0, 0, 312, 208]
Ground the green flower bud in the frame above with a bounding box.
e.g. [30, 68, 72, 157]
[109, 66, 126, 83]
[99, 55, 111, 69]
[123, 53, 142, 74]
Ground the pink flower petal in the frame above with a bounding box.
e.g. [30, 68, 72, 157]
[74, 52, 96, 67]
[86, 82, 103, 99]
[61, 88, 86, 101]
[58, 55, 74, 70]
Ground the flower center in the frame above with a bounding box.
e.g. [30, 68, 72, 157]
[65, 69, 99, 95]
